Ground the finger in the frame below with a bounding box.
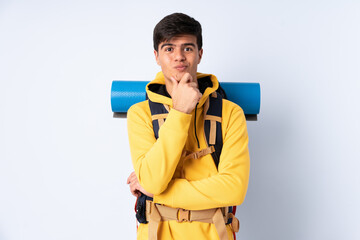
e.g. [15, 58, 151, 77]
[130, 186, 138, 196]
[179, 73, 192, 84]
[131, 180, 150, 196]
[126, 174, 132, 184]
[131, 173, 139, 182]
[130, 187, 136, 196]
[131, 188, 140, 197]
[128, 175, 137, 185]
[170, 76, 179, 86]
[130, 182, 140, 194]
[126, 171, 136, 184]
[129, 185, 136, 196]
[188, 82, 198, 88]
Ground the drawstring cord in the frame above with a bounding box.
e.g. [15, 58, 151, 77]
[194, 103, 200, 148]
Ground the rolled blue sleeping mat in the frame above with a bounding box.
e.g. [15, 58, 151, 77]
[111, 81, 261, 115]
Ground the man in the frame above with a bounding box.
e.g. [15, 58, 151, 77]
[126, 13, 250, 240]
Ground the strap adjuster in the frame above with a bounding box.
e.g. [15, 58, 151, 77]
[177, 208, 191, 222]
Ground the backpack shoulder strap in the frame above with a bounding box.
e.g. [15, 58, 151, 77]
[148, 99, 169, 139]
[204, 92, 223, 169]
[148, 91, 224, 169]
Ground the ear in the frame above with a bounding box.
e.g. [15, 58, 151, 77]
[154, 50, 160, 66]
[198, 48, 203, 64]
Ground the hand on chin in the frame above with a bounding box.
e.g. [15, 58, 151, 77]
[174, 72, 186, 82]
[174, 71, 194, 83]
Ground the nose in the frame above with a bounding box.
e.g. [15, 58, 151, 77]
[174, 48, 185, 61]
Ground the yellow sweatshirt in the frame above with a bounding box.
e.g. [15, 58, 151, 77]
[127, 72, 250, 240]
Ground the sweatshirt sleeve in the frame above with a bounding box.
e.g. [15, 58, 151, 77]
[153, 102, 250, 210]
[127, 102, 192, 195]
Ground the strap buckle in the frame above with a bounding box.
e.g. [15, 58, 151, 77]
[177, 208, 191, 222]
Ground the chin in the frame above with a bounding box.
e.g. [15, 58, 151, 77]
[175, 72, 186, 79]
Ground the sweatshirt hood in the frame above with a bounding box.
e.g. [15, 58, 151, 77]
[146, 71, 219, 108]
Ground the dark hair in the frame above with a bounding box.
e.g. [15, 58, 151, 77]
[153, 13, 202, 52]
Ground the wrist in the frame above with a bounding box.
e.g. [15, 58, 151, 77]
[173, 105, 191, 114]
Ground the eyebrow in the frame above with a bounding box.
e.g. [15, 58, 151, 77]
[160, 43, 196, 49]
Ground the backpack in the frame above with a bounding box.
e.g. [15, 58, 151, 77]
[136, 84, 236, 225]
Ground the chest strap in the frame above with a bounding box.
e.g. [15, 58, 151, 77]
[179, 146, 215, 178]
[182, 146, 215, 162]
[146, 201, 239, 240]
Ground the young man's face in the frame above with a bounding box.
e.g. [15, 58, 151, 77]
[154, 34, 203, 91]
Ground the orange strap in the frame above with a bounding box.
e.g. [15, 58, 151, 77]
[212, 208, 228, 240]
[146, 201, 238, 240]
[182, 146, 215, 162]
[180, 146, 215, 178]
[228, 213, 240, 233]
[148, 201, 161, 240]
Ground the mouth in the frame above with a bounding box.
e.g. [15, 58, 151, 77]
[174, 65, 187, 71]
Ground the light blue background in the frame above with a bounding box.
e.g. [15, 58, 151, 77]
[1, 0, 359, 239]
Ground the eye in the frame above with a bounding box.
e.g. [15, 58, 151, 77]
[184, 47, 193, 52]
[165, 47, 173, 52]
